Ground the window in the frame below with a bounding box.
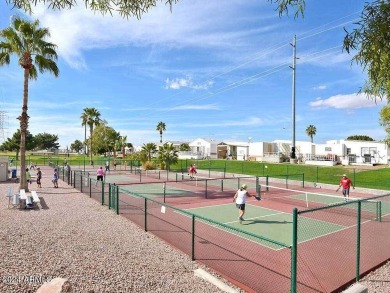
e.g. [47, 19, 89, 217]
[325, 147, 332, 152]
[346, 148, 351, 155]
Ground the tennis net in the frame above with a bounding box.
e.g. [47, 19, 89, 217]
[259, 184, 380, 220]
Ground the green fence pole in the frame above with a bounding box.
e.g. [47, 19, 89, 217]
[221, 180, 223, 192]
[302, 173, 305, 188]
[101, 181, 104, 205]
[378, 201, 382, 222]
[108, 183, 111, 209]
[256, 176, 259, 196]
[192, 215, 195, 261]
[163, 183, 166, 203]
[144, 198, 147, 232]
[89, 178, 92, 198]
[205, 180, 208, 199]
[80, 174, 83, 193]
[116, 185, 119, 215]
[291, 208, 298, 293]
[356, 201, 361, 282]
[316, 166, 319, 184]
[266, 176, 269, 191]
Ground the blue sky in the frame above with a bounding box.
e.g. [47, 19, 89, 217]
[0, 0, 386, 149]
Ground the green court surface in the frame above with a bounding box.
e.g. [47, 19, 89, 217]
[119, 183, 201, 198]
[184, 203, 346, 249]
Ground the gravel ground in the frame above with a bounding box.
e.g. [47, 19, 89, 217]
[1, 167, 389, 293]
[0, 169, 243, 293]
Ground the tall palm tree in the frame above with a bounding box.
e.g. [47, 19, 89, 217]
[0, 16, 59, 191]
[156, 121, 166, 143]
[81, 108, 101, 164]
[306, 125, 317, 143]
[80, 112, 88, 155]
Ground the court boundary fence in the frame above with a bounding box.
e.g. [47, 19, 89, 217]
[57, 166, 390, 293]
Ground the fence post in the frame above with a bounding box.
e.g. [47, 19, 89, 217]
[291, 208, 298, 293]
[101, 181, 104, 205]
[80, 174, 83, 193]
[356, 201, 361, 282]
[144, 198, 147, 232]
[266, 176, 269, 191]
[192, 215, 195, 261]
[108, 183, 111, 209]
[89, 178, 92, 198]
[205, 180, 208, 199]
[116, 185, 119, 215]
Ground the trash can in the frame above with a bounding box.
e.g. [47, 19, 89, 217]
[11, 169, 17, 178]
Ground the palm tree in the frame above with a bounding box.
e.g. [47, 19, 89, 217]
[0, 16, 59, 191]
[156, 121, 166, 143]
[119, 135, 127, 157]
[306, 125, 317, 143]
[81, 108, 101, 164]
[141, 143, 157, 162]
[157, 142, 178, 170]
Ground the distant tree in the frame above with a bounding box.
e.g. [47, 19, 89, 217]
[179, 143, 191, 151]
[379, 105, 390, 145]
[157, 142, 178, 170]
[346, 135, 374, 141]
[81, 107, 101, 163]
[0, 16, 59, 191]
[0, 130, 34, 160]
[34, 132, 60, 150]
[92, 124, 119, 156]
[305, 125, 317, 143]
[156, 121, 166, 143]
[70, 140, 84, 153]
[141, 143, 157, 162]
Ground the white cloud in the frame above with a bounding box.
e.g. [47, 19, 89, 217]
[309, 93, 385, 110]
[313, 85, 327, 90]
[165, 77, 214, 90]
[186, 116, 263, 127]
[168, 104, 221, 111]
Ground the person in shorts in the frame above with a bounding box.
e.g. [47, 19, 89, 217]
[36, 167, 42, 188]
[96, 166, 105, 185]
[52, 168, 59, 188]
[233, 184, 260, 224]
[336, 174, 354, 201]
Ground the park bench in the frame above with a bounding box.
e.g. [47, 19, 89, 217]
[31, 191, 41, 208]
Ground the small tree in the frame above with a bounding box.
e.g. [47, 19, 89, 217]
[305, 125, 317, 143]
[156, 121, 166, 143]
[70, 140, 84, 153]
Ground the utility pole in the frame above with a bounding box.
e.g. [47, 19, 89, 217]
[290, 35, 297, 163]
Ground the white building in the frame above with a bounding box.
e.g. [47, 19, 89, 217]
[187, 138, 219, 159]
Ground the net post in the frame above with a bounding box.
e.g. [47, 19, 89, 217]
[176, 173, 178, 182]
[221, 179, 223, 192]
[163, 182, 166, 203]
[378, 201, 382, 222]
[144, 198, 147, 232]
[356, 201, 361, 282]
[139, 168, 141, 183]
[305, 192, 309, 208]
[80, 174, 83, 193]
[291, 208, 298, 293]
[191, 215, 195, 261]
[302, 173, 305, 188]
[205, 180, 208, 199]
[266, 176, 269, 191]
